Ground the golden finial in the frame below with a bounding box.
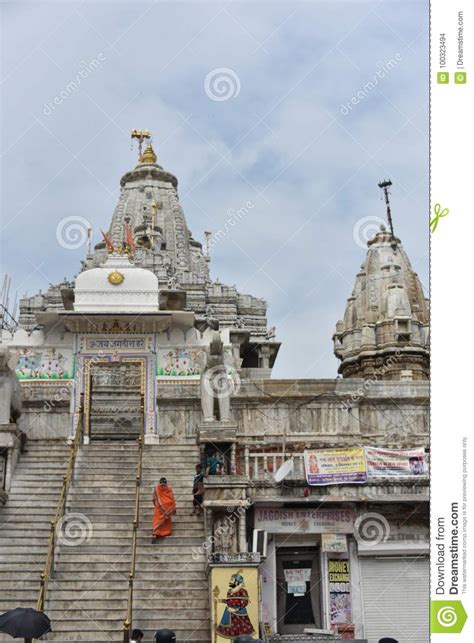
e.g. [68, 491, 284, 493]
[131, 129, 151, 158]
[140, 143, 157, 164]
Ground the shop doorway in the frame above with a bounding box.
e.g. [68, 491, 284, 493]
[87, 360, 144, 440]
[276, 547, 322, 634]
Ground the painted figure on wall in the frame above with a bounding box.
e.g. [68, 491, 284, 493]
[40, 349, 66, 378]
[16, 347, 72, 380]
[17, 348, 40, 378]
[157, 348, 202, 377]
[215, 571, 255, 639]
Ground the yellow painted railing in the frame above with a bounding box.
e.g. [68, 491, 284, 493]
[123, 407, 145, 643]
[36, 409, 83, 612]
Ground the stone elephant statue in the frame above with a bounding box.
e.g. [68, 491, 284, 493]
[0, 346, 22, 426]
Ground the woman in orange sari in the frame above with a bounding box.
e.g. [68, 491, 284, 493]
[152, 477, 176, 542]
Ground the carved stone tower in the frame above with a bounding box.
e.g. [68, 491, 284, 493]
[333, 225, 429, 380]
[17, 137, 280, 374]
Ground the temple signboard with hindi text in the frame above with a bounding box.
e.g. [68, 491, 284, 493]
[82, 336, 152, 351]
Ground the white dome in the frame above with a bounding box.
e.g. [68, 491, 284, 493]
[74, 254, 159, 313]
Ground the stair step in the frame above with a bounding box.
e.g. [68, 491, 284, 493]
[0, 439, 210, 642]
[47, 612, 210, 624]
[49, 578, 207, 589]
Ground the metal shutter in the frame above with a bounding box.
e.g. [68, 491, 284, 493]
[360, 556, 429, 643]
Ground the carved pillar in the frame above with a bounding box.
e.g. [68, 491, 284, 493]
[244, 446, 250, 478]
[348, 403, 360, 435]
[0, 434, 21, 500]
[239, 508, 247, 553]
[4, 447, 13, 493]
[204, 507, 213, 544]
[231, 343, 241, 366]
[260, 344, 271, 369]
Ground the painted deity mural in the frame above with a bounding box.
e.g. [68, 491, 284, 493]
[156, 346, 237, 378]
[157, 347, 203, 377]
[15, 348, 74, 380]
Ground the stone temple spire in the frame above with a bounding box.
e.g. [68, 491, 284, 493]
[333, 213, 429, 381]
[17, 130, 279, 370]
[77, 133, 280, 366]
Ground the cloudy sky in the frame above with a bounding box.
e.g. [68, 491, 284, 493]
[1, 0, 428, 378]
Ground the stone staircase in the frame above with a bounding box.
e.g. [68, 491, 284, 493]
[132, 442, 210, 642]
[0, 440, 210, 642]
[0, 440, 71, 638]
[44, 441, 137, 641]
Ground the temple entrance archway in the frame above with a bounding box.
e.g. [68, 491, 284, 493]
[85, 359, 145, 440]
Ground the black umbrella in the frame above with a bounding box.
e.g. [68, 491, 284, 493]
[0, 608, 52, 640]
[154, 630, 176, 642]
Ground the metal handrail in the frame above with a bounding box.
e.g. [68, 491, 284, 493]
[123, 407, 145, 643]
[36, 409, 83, 612]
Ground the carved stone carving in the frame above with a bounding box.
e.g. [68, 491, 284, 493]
[199, 331, 233, 422]
[0, 347, 22, 426]
[213, 514, 237, 554]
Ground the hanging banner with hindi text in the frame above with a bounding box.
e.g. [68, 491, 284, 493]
[365, 446, 429, 478]
[304, 447, 368, 485]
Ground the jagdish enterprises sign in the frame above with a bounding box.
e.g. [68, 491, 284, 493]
[254, 507, 355, 533]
